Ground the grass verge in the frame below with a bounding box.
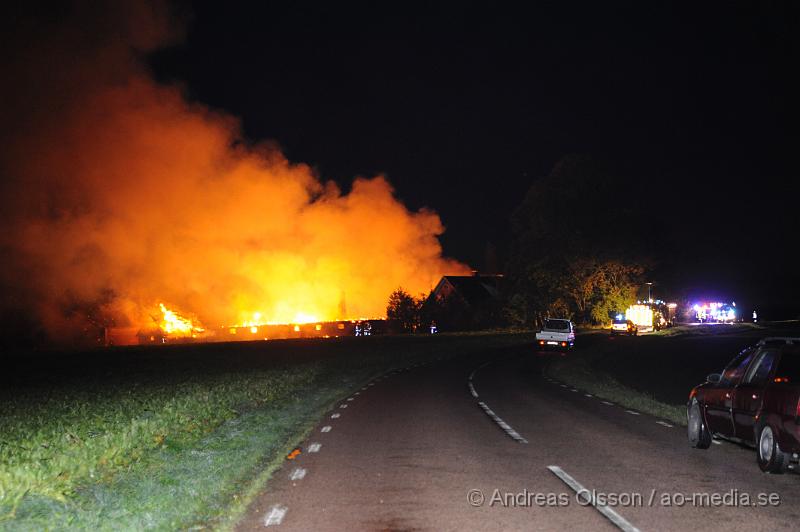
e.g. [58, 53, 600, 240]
[1, 332, 531, 530]
[544, 336, 686, 426]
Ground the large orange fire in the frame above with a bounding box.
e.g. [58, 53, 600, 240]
[0, 2, 469, 345]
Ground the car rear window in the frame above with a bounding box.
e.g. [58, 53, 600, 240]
[745, 349, 779, 386]
[544, 319, 570, 331]
[775, 350, 800, 381]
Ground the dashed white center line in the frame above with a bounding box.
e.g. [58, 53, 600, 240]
[601, 401, 615, 406]
[346, 397, 354, 401]
[584, 394, 593, 397]
[656, 421, 674, 428]
[330, 413, 340, 419]
[289, 468, 307, 480]
[570, 389, 579, 392]
[321, 426, 332, 432]
[339, 404, 348, 408]
[263, 505, 287, 526]
[625, 410, 641, 416]
[308, 443, 322, 453]
[560, 384, 568, 388]
[477, 401, 528, 444]
[548, 466, 640, 532]
[468, 382, 479, 398]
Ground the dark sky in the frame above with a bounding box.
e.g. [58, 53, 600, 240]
[150, 1, 798, 310]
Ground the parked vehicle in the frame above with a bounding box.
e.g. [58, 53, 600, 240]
[535, 319, 575, 351]
[611, 318, 638, 336]
[687, 337, 800, 472]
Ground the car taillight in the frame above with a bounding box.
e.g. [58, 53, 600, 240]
[561, 341, 567, 347]
[539, 340, 545, 345]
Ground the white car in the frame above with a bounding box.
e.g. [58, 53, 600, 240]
[535, 319, 575, 350]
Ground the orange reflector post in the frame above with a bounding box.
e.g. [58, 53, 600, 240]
[286, 448, 302, 460]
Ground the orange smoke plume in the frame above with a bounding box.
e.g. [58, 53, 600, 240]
[0, 2, 468, 345]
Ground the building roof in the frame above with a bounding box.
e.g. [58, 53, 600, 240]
[433, 275, 502, 307]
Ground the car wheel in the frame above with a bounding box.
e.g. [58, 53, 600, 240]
[757, 425, 789, 473]
[687, 400, 711, 449]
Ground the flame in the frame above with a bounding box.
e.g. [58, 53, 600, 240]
[159, 303, 203, 336]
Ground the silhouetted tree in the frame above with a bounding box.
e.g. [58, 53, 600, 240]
[506, 155, 652, 325]
[386, 288, 421, 332]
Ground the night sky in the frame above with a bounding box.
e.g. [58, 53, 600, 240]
[145, 2, 798, 312]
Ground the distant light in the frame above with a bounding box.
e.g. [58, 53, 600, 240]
[294, 325, 300, 332]
[250, 326, 258, 334]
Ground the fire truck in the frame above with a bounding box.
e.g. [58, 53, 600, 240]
[624, 300, 673, 333]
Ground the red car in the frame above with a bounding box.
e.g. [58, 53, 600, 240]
[687, 337, 800, 472]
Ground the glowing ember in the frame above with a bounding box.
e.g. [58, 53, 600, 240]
[236, 311, 321, 328]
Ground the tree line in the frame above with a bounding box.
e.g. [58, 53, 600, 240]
[388, 154, 654, 331]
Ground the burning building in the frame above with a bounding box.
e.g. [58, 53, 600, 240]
[0, 3, 469, 347]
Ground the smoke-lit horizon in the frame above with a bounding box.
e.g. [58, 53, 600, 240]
[0, 2, 468, 345]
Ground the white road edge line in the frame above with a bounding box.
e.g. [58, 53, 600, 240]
[601, 401, 615, 406]
[656, 421, 674, 428]
[625, 410, 641, 416]
[308, 443, 322, 453]
[331, 413, 340, 419]
[321, 426, 332, 432]
[289, 467, 307, 480]
[712, 440, 722, 445]
[584, 394, 593, 397]
[547, 466, 640, 532]
[263, 504, 287, 526]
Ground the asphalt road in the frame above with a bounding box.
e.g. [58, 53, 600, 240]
[238, 336, 800, 531]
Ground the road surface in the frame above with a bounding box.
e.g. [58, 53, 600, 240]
[238, 336, 800, 531]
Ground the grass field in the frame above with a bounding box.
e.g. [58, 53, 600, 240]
[0, 332, 531, 530]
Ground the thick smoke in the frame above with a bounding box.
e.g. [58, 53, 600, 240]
[0, 2, 467, 345]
